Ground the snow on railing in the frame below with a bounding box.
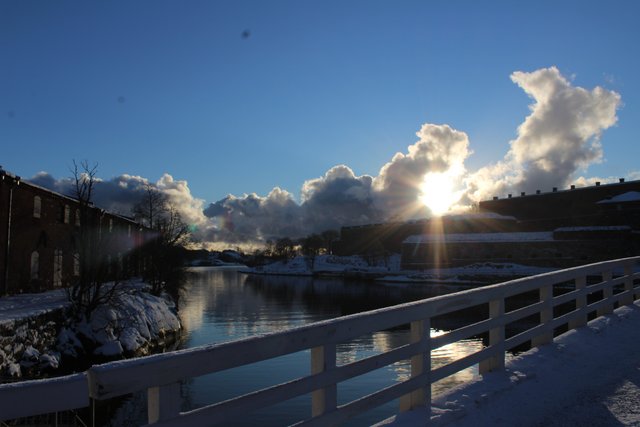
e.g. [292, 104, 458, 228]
[2, 256, 640, 425]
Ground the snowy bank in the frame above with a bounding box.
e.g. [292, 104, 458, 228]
[377, 263, 556, 284]
[246, 254, 401, 277]
[0, 290, 70, 379]
[0, 281, 181, 379]
[379, 301, 640, 426]
[58, 281, 181, 359]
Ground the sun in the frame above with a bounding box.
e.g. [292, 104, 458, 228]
[420, 172, 461, 216]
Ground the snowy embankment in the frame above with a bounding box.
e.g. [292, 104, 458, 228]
[0, 281, 180, 379]
[246, 254, 401, 277]
[377, 263, 556, 284]
[248, 255, 556, 285]
[58, 282, 181, 359]
[0, 290, 70, 378]
[380, 301, 640, 426]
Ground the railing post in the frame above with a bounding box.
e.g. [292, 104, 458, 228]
[532, 284, 553, 347]
[623, 265, 634, 305]
[311, 343, 337, 418]
[400, 319, 431, 413]
[479, 298, 505, 374]
[597, 270, 614, 317]
[569, 275, 587, 329]
[148, 382, 180, 424]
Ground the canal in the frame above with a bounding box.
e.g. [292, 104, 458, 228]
[103, 266, 488, 426]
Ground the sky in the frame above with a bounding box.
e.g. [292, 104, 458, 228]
[2, 1, 640, 248]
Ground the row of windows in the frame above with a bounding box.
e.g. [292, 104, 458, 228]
[30, 250, 80, 285]
[32, 196, 134, 236]
[29, 250, 125, 285]
[33, 196, 80, 226]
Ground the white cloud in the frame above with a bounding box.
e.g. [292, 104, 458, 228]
[373, 123, 471, 219]
[467, 66, 621, 201]
[27, 67, 630, 248]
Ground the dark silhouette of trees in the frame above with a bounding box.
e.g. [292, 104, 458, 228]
[274, 237, 296, 260]
[301, 233, 323, 269]
[133, 184, 190, 300]
[320, 230, 339, 255]
[68, 161, 121, 319]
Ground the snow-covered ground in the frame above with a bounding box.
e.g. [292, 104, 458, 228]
[57, 281, 181, 359]
[0, 289, 69, 327]
[378, 263, 556, 284]
[380, 301, 640, 426]
[0, 281, 181, 378]
[247, 254, 402, 276]
[247, 255, 556, 284]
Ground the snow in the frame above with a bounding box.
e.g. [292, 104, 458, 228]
[378, 301, 640, 426]
[62, 282, 181, 358]
[0, 289, 69, 327]
[0, 280, 181, 377]
[554, 225, 631, 232]
[404, 232, 554, 244]
[378, 263, 555, 284]
[247, 254, 402, 276]
[597, 191, 640, 204]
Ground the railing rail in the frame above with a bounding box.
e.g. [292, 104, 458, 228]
[2, 256, 640, 425]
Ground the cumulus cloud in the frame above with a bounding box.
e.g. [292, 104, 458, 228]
[301, 165, 380, 229]
[29, 171, 213, 244]
[204, 188, 303, 244]
[203, 125, 472, 241]
[373, 123, 471, 218]
[27, 67, 627, 248]
[467, 66, 621, 201]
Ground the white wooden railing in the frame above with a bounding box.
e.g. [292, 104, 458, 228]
[2, 256, 640, 426]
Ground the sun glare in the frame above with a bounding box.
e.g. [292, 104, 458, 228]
[420, 172, 461, 216]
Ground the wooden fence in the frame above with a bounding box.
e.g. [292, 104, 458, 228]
[2, 256, 639, 425]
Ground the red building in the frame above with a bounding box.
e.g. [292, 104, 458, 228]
[0, 168, 149, 296]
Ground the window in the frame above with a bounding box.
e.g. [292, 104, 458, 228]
[64, 205, 70, 224]
[30, 251, 39, 280]
[53, 250, 63, 287]
[75, 209, 80, 226]
[109, 218, 113, 233]
[73, 253, 80, 276]
[33, 196, 41, 218]
[127, 224, 131, 237]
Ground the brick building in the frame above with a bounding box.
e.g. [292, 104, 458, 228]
[1, 167, 149, 296]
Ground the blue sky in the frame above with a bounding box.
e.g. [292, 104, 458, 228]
[2, 0, 639, 208]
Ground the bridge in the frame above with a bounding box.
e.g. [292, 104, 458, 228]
[1, 256, 639, 426]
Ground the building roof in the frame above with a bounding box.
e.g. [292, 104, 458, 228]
[597, 191, 640, 204]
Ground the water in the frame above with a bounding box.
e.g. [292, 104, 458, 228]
[104, 267, 486, 426]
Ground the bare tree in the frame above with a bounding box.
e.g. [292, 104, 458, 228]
[132, 183, 167, 229]
[320, 229, 339, 255]
[68, 160, 121, 319]
[133, 186, 190, 298]
[274, 237, 296, 260]
[301, 233, 323, 270]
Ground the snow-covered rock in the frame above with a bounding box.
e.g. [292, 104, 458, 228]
[0, 279, 182, 380]
[65, 283, 182, 358]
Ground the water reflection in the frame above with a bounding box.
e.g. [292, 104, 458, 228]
[106, 267, 488, 426]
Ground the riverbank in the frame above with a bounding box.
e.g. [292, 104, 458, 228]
[0, 280, 181, 380]
[244, 255, 557, 285]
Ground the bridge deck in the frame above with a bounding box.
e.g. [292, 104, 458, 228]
[382, 301, 640, 426]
